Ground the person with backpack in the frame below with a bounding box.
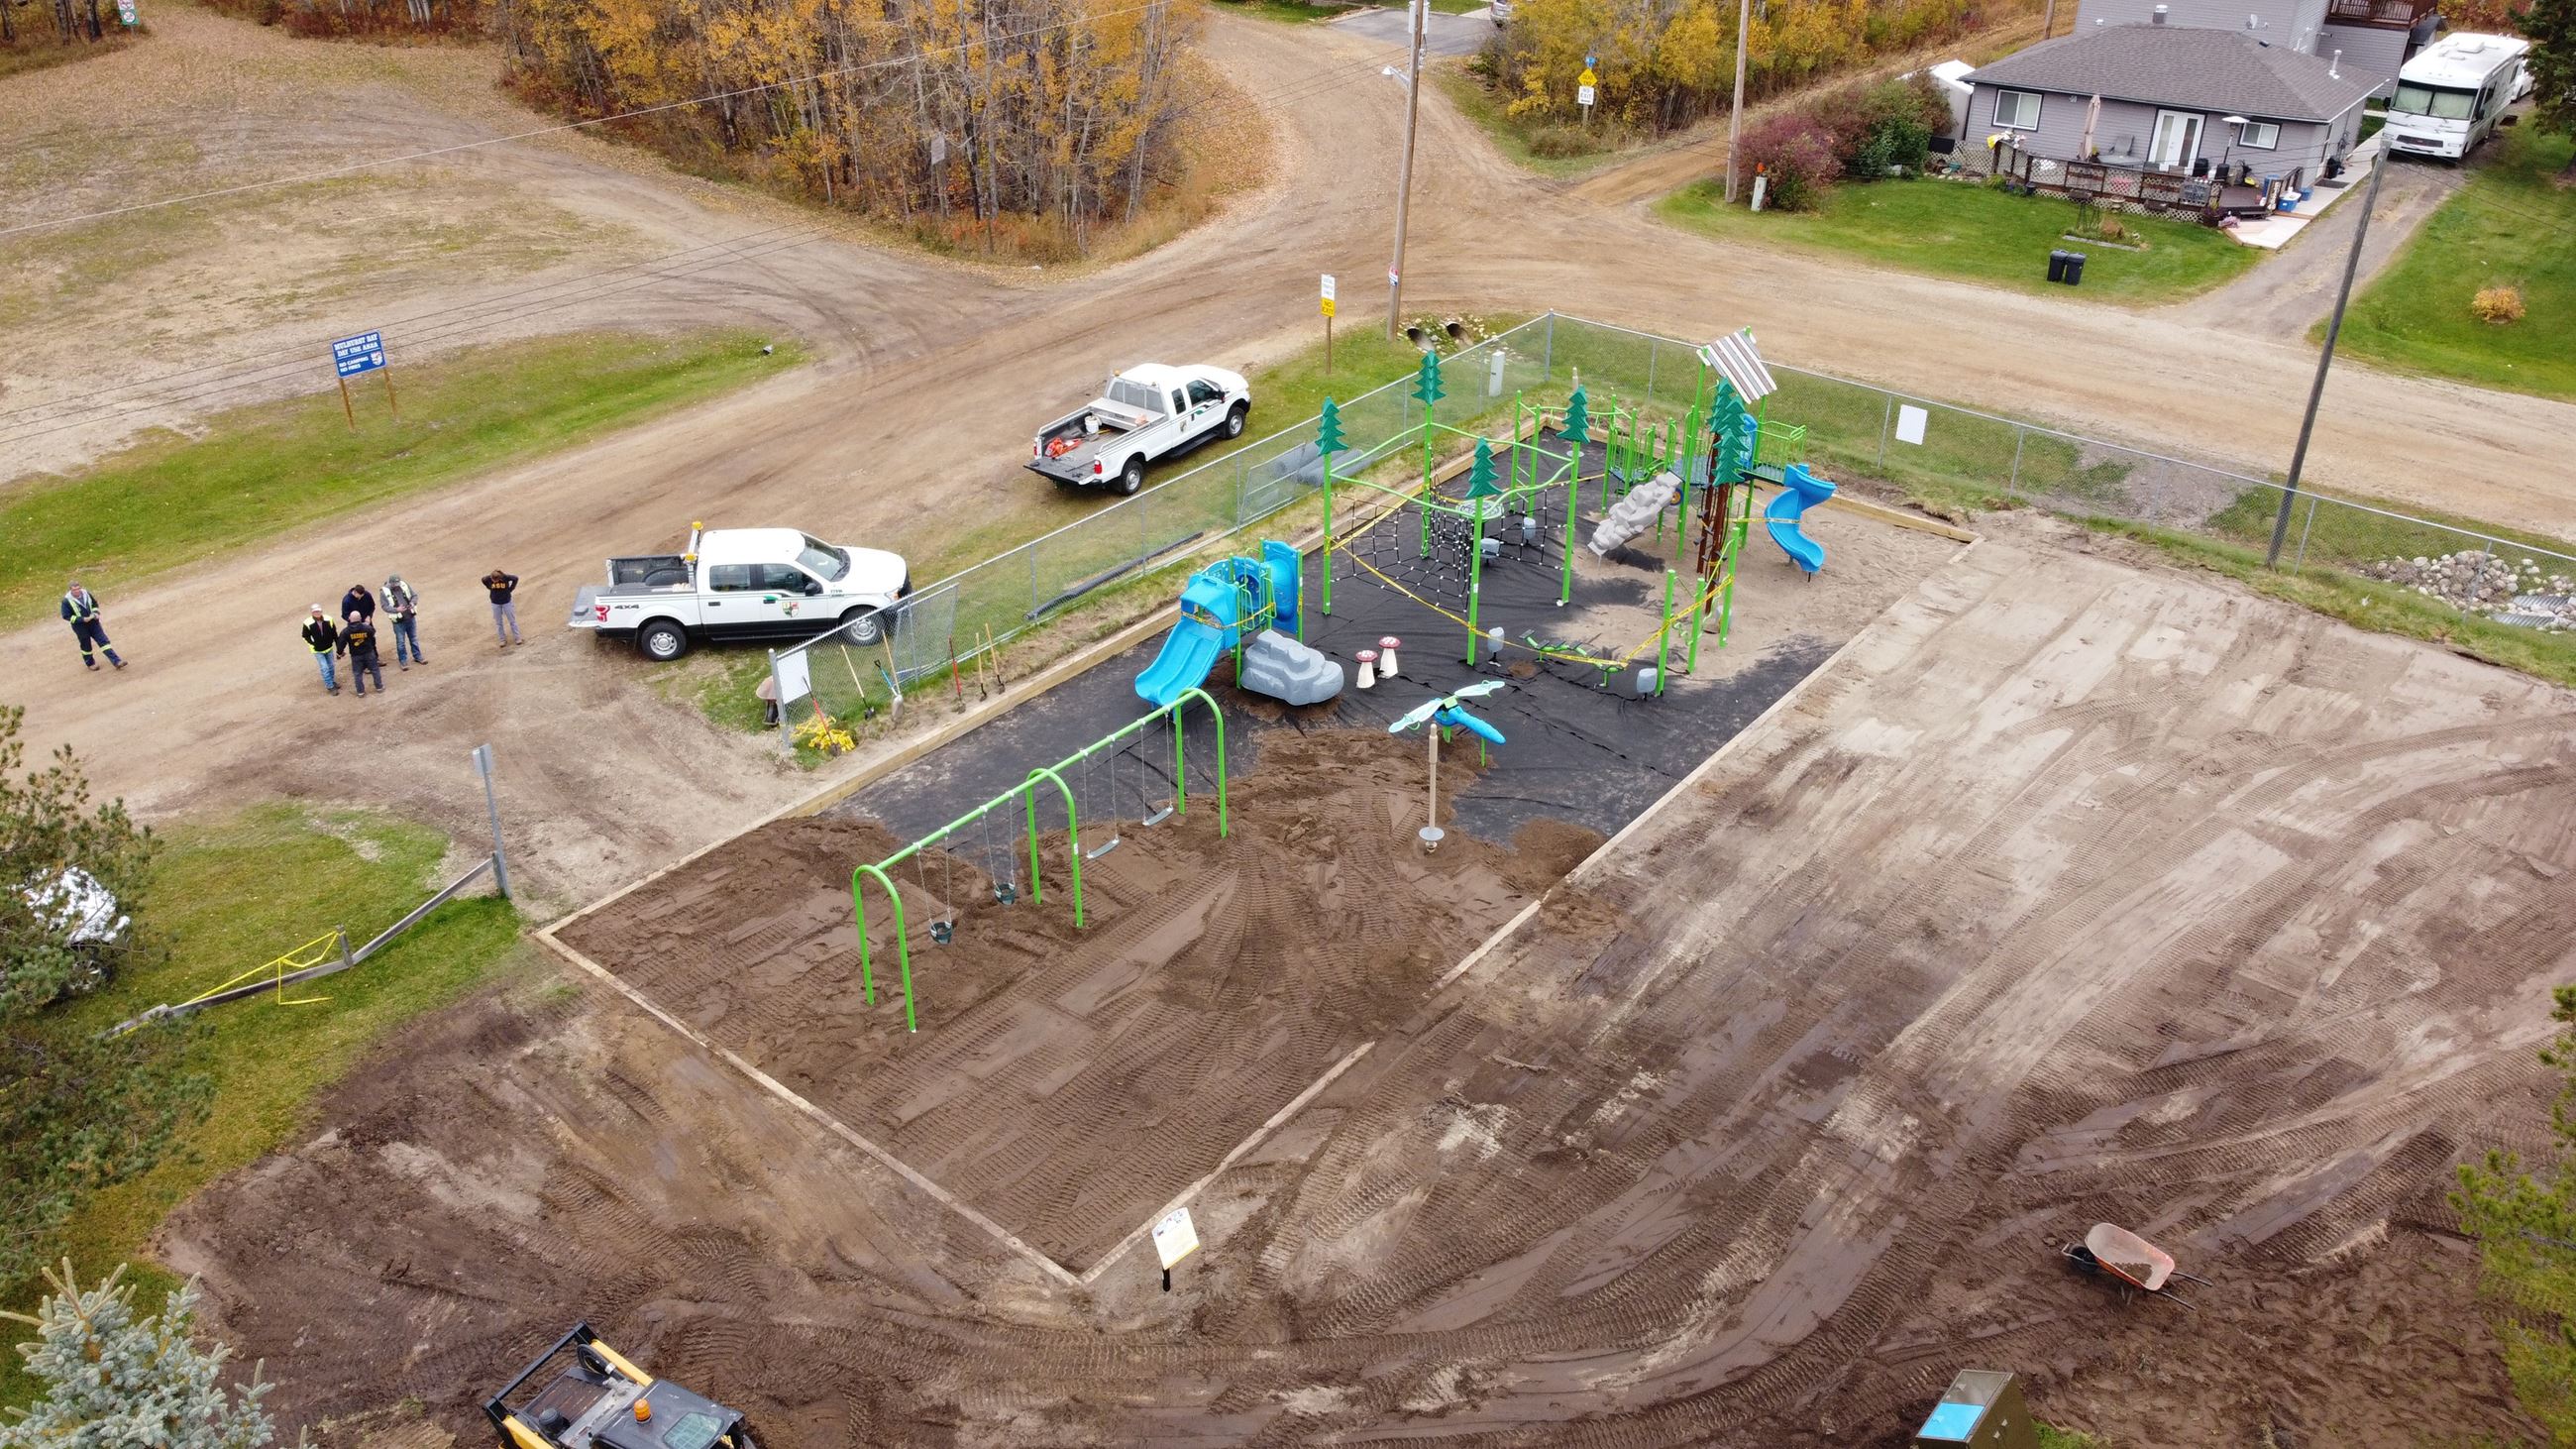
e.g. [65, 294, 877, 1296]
[482, 567, 523, 648]
[301, 606, 342, 695]
[59, 581, 127, 672]
[339, 613, 385, 697]
[381, 573, 425, 669]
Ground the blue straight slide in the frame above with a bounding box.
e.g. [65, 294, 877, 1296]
[1764, 462, 1837, 576]
[1135, 573, 1240, 708]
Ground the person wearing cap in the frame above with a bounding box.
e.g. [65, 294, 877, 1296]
[59, 581, 127, 672]
[340, 581, 377, 626]
[300, 606, 342, 695]
[339, 612, 385, 697]
[482, 567, 523, 648]
[381, 573, 425, 669]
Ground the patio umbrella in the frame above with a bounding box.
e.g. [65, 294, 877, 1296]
[2081, 93, 2101, 159]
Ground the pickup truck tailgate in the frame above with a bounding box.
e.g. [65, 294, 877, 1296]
[569, 584, 611, 627]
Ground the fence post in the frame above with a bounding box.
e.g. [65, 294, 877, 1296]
[2005, 429, 2026, 502]
[770, 647, 793, 752]
[1647, 338, 1658, 405]
[1138, 488, 1152, 563]
[1028, 543, 1040, 619]
[1876, 393, 1894, 471]
[1236, 456, 1249, 527]
[2293, 493, 2319, 572]
[1543, 312, 1556, 382]
[471, 742, 511, 900]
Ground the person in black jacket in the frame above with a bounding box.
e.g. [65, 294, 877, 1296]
[482, 568, 523, 647]
[60, 581, 127, 671]
[301, 606, 342, 695]
[341, 582, 377, 625]
[340, 613, 385, 697]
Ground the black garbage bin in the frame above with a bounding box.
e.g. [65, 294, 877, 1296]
[2063, 250, 2087, 285]
[2046, 250, 2070, 283]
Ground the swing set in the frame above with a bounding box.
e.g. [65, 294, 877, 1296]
[848, 686, 1229, 1032]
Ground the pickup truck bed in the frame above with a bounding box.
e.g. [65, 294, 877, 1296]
[1030, 403, 1152, 485]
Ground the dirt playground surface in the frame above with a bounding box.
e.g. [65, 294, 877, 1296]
[159, 526, 2573, 1446]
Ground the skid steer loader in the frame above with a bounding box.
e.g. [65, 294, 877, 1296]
[484, 1322, 757, 1449]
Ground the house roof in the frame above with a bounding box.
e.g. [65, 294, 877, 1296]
[1963, 25, 2383, 122]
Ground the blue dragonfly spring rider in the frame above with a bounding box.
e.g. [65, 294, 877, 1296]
[1387, 682, 1507, 851]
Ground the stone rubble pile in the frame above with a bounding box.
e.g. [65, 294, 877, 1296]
[2360, 551, 2576, 632]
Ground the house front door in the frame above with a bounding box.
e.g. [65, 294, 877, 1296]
[2149, 110, 2203, 171]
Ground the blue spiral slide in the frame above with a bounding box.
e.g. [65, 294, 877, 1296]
[1765, 463, 1837, 576]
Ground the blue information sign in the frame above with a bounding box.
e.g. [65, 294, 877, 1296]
[332, 331, 387, 379]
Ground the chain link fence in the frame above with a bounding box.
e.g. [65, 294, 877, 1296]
[770, 312, 2575, 747]
[767, 316, 1566, 746]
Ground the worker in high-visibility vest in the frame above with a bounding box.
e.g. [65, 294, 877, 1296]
[59, 581, 128, 672]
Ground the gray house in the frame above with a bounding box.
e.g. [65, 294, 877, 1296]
[2075, 0, 2436, 94]
[1961, 24, 2382, 192]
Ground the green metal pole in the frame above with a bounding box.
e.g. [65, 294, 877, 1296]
[1466, 516, 1485, 666]
[1559, 465, 1577, 605]
[1023, 764, 1081, 927]
[1175, 686, 1229, 837]
[1320, 457, 1335, 617]
[851, 862, 906, 1026]
[1673, 405, 1695, 563]
[1655, 567, 1675, 695]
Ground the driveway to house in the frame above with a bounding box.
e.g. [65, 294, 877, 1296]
[7, 5, 2576, 911]
[1331, 2, 1494, 58]
[2172, 144, 2472, 336]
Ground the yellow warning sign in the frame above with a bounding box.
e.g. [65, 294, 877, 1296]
[1320, 296, 1336, 317]
[1577, 65, 1598, 87]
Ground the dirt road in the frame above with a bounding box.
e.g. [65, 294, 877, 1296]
[159, 525, 2571, 1444]
[8, 3, 2576, 909]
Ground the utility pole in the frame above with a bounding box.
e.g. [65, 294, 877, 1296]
[1724, 0, 1753, 202]
[1385, 0, 1427, 341]
[2265, 146, 2387, 568]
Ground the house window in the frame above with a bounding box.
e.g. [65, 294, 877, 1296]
[2238, 120, 2280, 149]
[1992, 89, 2042, 131]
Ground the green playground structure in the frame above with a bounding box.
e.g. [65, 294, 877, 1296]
[1313, 342, 1800, 688]
[847, 686, 1229, 1032]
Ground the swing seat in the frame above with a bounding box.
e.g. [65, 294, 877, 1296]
[1084, 836, 1123, 861]
[929, 919, 954, 946]
[993, 882, 1018, 906]
[1140, 803, 1175, 827]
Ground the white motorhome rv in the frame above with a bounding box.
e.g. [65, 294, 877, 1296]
[2384, 32, 2532, 160]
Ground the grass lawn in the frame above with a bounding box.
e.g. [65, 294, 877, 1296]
[0, 329, 802, 631]
[1659, 175, 2261, 303]
[1206, 0, 1349, 19]
[1435, 63, 1634, 180]
[0, 31, 140, 78]
[0, 802, 526, 1410]
[2337, 129, 2576, 402]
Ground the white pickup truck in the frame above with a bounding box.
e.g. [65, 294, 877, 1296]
[1029, 363, 1251, 495]
[569, 525, 910, 662]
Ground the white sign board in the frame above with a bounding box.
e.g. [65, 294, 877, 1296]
[1320, 274, 1336, 303]
[1894, 404, 1929, 447]
[1151, 1206, 1200, 1270]
[776, 650, 812, 705]
[1577, 84, 1597, 108]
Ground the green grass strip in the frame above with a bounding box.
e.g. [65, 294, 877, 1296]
[2, 329, 803, 631]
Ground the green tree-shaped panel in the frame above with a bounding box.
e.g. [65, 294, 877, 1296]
[1560, 386, 1591, 445]
[1410, 350, 1446, 406]
[1317, 397, 1346, 455]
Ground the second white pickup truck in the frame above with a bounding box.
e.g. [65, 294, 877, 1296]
[1029, 363, 1250, 495]
[568, 525, 910, 661]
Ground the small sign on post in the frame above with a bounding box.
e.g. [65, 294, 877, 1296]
[1576, 63, 1599, 122]
[330, 330, 393, 429]
[1320, 273, 1337, 373]
[1151, 1205, 1200, 1292]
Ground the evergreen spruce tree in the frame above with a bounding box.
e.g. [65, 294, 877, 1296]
[0, 1262, 276, 1449]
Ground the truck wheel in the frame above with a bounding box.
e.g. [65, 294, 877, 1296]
[840, 607, 885, 645]
[1224, 402, 1248, 439]
[1119, 457, 1146, 496]
[638, 620, 690, 661]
